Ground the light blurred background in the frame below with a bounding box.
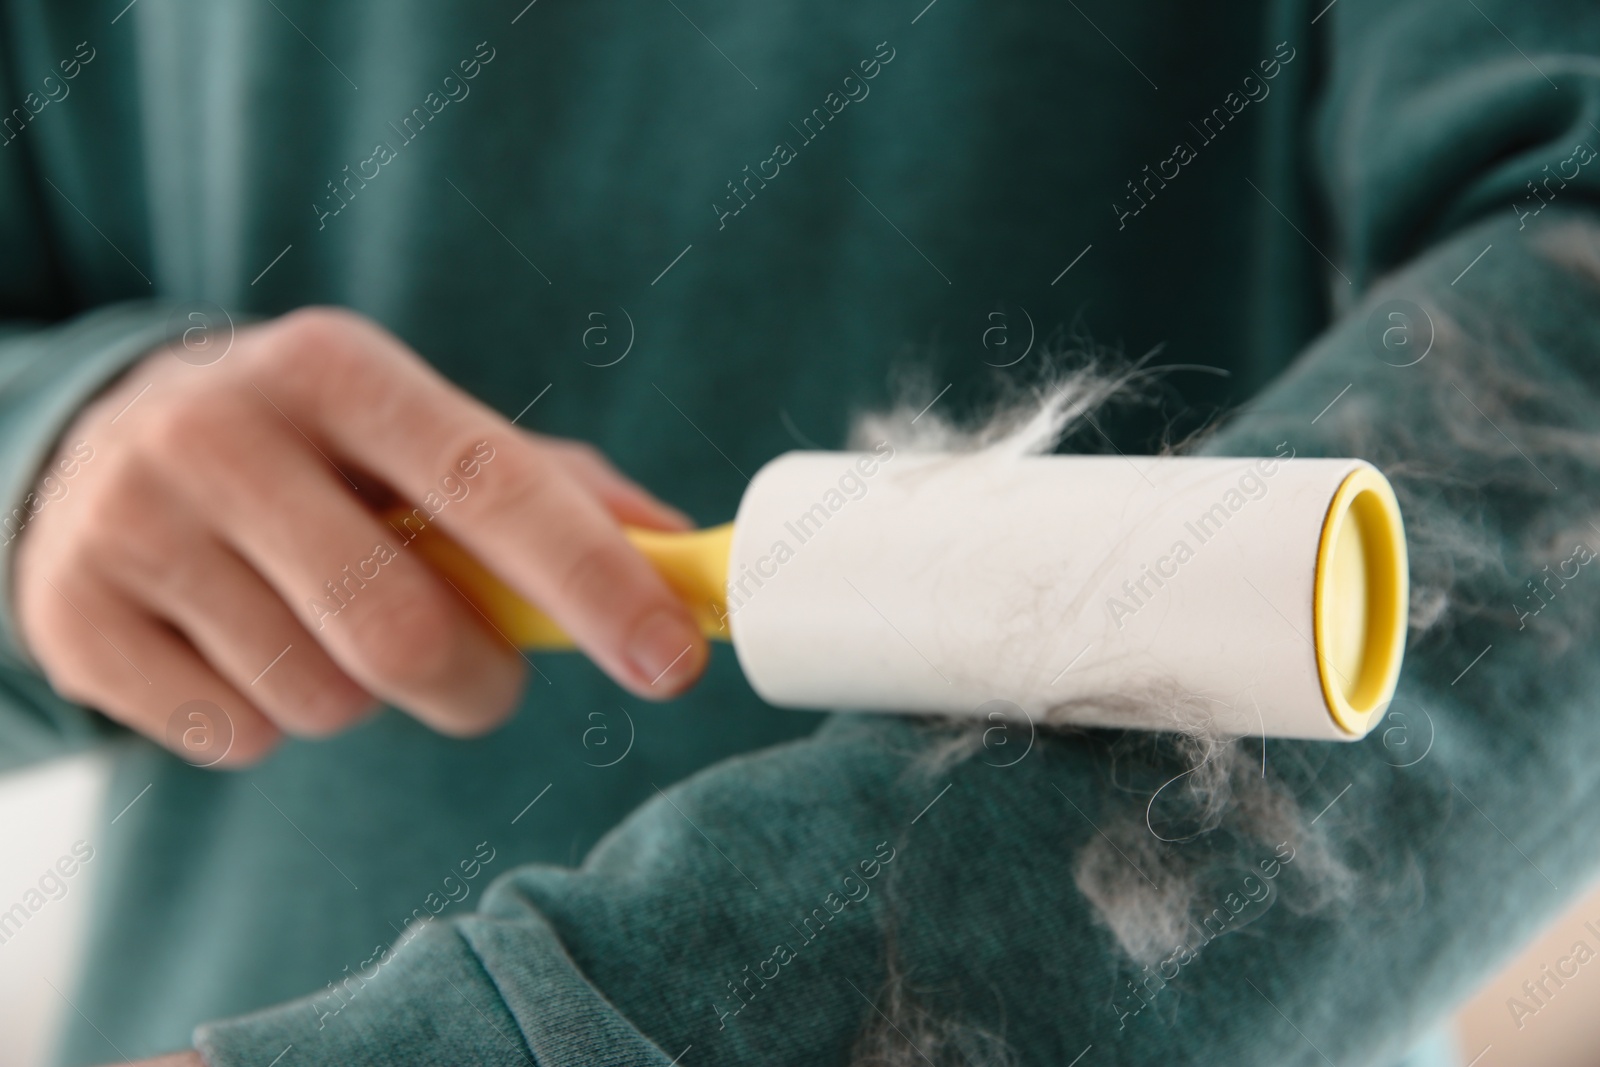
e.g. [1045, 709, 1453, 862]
[0, 756, 107, 1067]
[0, 755, 1595, 1067]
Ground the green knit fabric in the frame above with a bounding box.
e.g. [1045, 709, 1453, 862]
[0, 0, 1592, 1064]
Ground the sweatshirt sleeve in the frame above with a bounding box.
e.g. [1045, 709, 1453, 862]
[0, 32, 197, 766]
[196, 4, 1600, 1066]
[0, 305, 205, 765]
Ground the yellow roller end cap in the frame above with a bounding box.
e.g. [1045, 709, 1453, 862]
[1314, 467, 1409, 737]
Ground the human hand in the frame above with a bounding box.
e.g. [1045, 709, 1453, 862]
[14, 307, 707, 765]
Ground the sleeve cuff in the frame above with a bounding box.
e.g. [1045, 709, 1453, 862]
[193, 919, 536, 1067]
[0, 301, 225, 670]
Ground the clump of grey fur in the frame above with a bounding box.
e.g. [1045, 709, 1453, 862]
[848, 350, 1165, 459]
[850, 1003, 1015, 1067]
[849, 953, 1018, 1067]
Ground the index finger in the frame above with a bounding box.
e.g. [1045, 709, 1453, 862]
[270, 311, 709, 697]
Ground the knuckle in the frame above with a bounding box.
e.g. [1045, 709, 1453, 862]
[557, 541, 638, 615]
[79, 517, 146, 582]
[80, 480, 159, 558]
[461, 441, 558, 518]
[260, 308, 409, 417]
[273, 305, 361, 347]
[262, 307, 367, 377]
[81, 443, 138, 500]
[141, 395, 233, 469]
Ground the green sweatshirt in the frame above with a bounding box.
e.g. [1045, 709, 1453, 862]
[0, 0, 1596, 1064]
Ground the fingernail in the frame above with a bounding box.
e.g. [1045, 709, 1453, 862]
[627, 610, 702, 689]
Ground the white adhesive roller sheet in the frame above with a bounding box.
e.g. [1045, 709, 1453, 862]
[724, 450, 1408, 741]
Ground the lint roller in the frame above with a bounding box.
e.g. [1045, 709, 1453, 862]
[402, 451, 1408, 742]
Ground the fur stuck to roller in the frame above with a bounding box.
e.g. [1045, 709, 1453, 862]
[851, 358, 1361, 979]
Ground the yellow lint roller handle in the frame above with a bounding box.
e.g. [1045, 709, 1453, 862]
[391, 509, 733, 649]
